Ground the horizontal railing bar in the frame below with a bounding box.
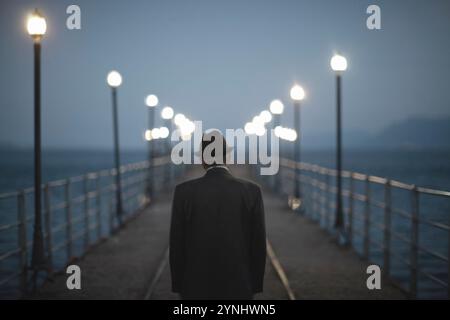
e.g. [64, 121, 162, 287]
[417, 187, 450, 197]
[71, 195, 86, 205]
[47, 179, 67, 187]
[418, 268, 448, 288]
[352, 192, 368, 202]
[368, 176, 388, 184]
[0, 270, 22, 287]
[391, 207, 413, 220]
[69, 175, 85, 183]
[390, 180, 414, 190]
[419, 218, 450, 232]
[390, 230, 411, 245]
[0, 247, 21, 261]
[389, 249, 412, 267]
[52, 222, 68, 234]
[51, 242, 67, 253]
[0, 158, 169, 199]
[352, 172, 367, 181]
[279, 158, 450, 197]
[370, 199, 386, 210]
[0, 222, 20, 232]
[0, 191, 19, 199]
[417, 244, 448, 262]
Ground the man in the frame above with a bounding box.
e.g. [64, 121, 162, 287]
[169, 130, 266, 299]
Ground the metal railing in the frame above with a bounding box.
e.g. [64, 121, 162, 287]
[0, 156, 176, 298]
[277, 158, 449, 299]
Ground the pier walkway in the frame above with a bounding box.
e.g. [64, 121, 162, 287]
[30, 166, 405, 300]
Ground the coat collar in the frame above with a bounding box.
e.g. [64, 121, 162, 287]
[204, 165, 231, 177]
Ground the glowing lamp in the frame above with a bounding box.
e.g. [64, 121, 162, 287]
[107, 71, 122, 88]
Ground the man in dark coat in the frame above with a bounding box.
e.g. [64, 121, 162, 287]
[169, 130, 266, 299]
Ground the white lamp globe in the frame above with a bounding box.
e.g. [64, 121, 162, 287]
[330, 54, 348, 72]
[252, 115, 264, 127]
[161, 106, 174, 120]
[255, 125, 266, 137]
[145, 94, 158, 107]
[180, 120, 195, 135]
[107, 71, 122, 88]
[181, 133, 192, 141]
[288, 129, 298, 141]
[159, 126, 170, 139]
[269, 99, 284, 115]
[260, 110, 272, 123]
[174, 113, 186, 126]
[274, 126, 283, 138]
[185, 121, 195, 134]
[290, 84, 305, 101]
[244, 122, 256, 135]
[280, 127, 288, 140]
[151, 128, 161, 139]
[144, 129, 152, 141]
[27, 9, 47, 37]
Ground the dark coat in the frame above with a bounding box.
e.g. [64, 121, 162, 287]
[169, 166, 266, 299]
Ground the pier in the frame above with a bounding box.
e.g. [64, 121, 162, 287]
[2, 159, 448, 300]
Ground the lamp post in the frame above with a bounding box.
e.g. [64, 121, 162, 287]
[107, 70, 123, 226]
[254, 116, 266, 178]
[161, 106, 174, 183]
[269, 99, 284, 192]
[145, 94, 158, 200]
[330, 54, 348, 230]
[290, 84, 305, 212]
[27, 9, 47, 274]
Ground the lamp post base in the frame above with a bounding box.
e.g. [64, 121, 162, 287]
[288, 196, 304, 213]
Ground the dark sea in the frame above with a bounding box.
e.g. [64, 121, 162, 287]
[1, 148, 449, 194]
[0, 149, 148, 194]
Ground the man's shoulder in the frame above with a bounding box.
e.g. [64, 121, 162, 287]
[174, 177, 203, 193]
[232, 176, 262, 194]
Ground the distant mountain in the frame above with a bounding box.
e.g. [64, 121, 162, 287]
[302, 116, 450, 150]
[369, 116, 450, 149]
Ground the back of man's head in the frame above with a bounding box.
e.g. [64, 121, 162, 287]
[201, 130, 228, 168]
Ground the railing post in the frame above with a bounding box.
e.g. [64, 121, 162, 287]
[17, 191, 28, 295]
[83, 175, 90, 250]
[310, 166, 316, 218]
[410, 186, 419, 298]
[364, 176, 371, 260]
[109, 184, 114, 234]
[44, 184, 53, 273]
[315, 168, 320, 220]
[383, 180, 391, 277]
[348, 173, 354, 247]
[319, 169, 324, 223]
[65, 180, 73, 261]
[95, 175, 102, 240]
[325, 173, 331, 230]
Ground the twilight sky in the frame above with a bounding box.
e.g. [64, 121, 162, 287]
[1, 0, 449, 149]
